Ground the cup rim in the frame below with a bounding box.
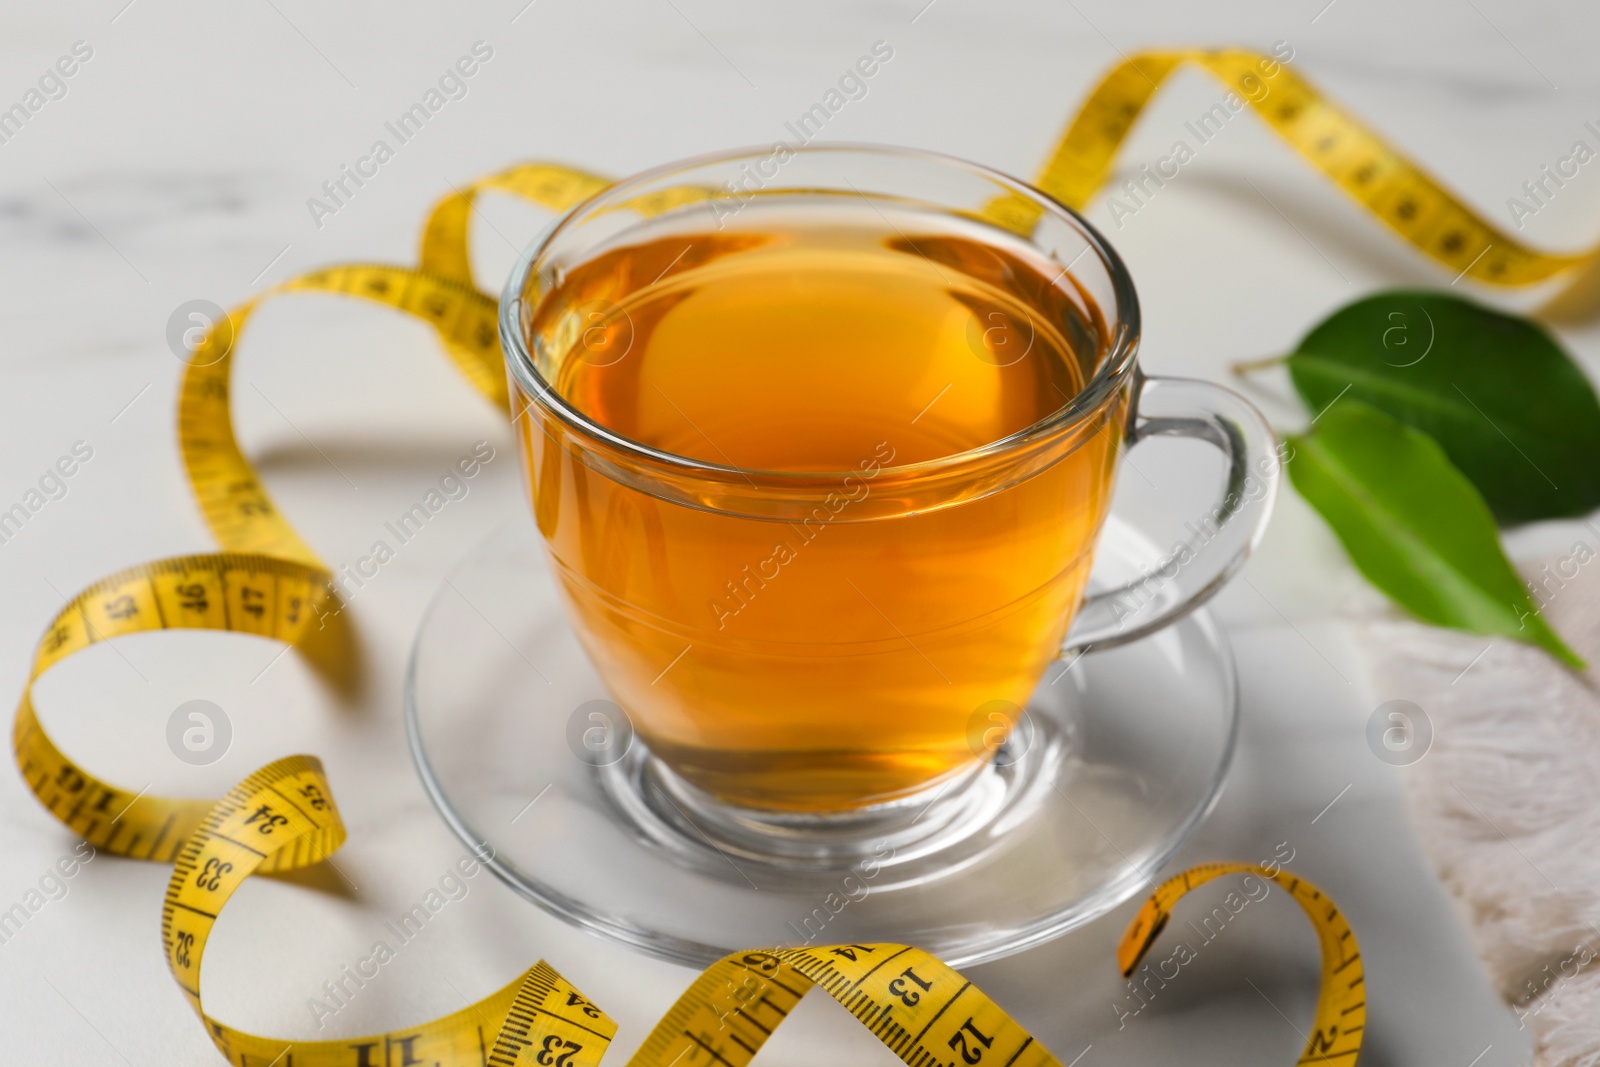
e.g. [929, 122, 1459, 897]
[499, 141, 1141, 485]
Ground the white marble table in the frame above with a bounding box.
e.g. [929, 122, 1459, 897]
[5, 0, 1596, 1061]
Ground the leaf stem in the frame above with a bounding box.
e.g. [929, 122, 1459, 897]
[1230, 354, 1290, 376]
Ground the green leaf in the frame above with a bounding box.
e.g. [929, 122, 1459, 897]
[1287, 290, 1600, 524]
[1288, 400, 1583, 668]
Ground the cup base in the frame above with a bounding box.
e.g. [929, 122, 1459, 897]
[593, 715, 1063, 887]
[406, 512, 1237, 967]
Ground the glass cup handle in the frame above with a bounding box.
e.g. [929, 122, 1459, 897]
[1061, 373, 1281, 655]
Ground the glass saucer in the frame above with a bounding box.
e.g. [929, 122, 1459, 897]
[405, 513, 1238, 967]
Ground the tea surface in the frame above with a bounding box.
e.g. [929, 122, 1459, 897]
[547, 207, 1088, 470]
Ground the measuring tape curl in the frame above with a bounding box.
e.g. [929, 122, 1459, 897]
[9, 550, 621, 1064]
[162, 753, 618, 1067]
[3, 48, 1457, 1063]
[1003, 47, 1594, 288]
[1117, 863, 1366, 1065]
[614, 864, 1366, 1065]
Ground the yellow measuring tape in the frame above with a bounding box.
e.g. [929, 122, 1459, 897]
[30, 41, 1580, 1061]
[1005, 47, 1595, 288]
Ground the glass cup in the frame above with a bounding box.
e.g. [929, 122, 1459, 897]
[500, 144, 1277, 845]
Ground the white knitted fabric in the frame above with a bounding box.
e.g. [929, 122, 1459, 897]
[1354, 546, 1600, 1065]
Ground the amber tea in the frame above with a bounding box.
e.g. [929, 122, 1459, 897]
[516, 199, 1124, 811]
